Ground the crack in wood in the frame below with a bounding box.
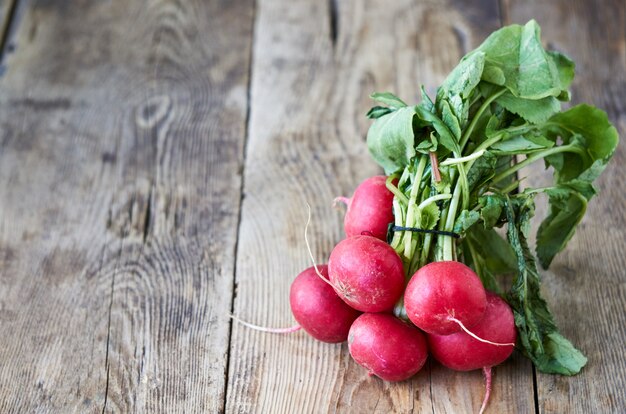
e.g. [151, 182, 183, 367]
[102, 260, 117, 413]
[328, 0, 338, 47]
[0, 0, 19, 66]
[532, 364, 540, 414]
[142, 185, 153, 243]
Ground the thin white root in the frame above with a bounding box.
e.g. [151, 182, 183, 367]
[304, 203, 336, 288]
[229, 314, 301, 334]
[449, 317, 515, 347]
[479, 366, 492, 414]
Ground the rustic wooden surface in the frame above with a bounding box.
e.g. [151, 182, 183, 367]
[0, 0, 623, 413]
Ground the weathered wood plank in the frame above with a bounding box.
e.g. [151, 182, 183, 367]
[227, 1, 534, 412]
[504, 0, 626, 412]
[0, 0, 253, 412]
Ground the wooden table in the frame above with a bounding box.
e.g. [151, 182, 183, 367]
[0, 0, 624, 412]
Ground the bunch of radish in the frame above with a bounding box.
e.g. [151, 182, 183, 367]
[290, 176, 515, 413]
[235, 20, 618, 412]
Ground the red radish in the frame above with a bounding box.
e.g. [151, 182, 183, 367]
[427, 293, 516, 371]
[328, 235, 405, 312]
[427, 293, 516, 414]
[289, 265, 361, 343]
[348, 313, 428, 381]
[335, 176, 395, 241]
[404, 261, 487, 335]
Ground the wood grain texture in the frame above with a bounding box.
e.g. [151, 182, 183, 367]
[503, 0, 626, 413]
[226, 1, 534, 412]
[0, 0, 253, 412]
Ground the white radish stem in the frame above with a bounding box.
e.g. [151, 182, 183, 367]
[448, 317, 515, 347]
[230, 314, 302, 334]
[479, 366, 493, 414]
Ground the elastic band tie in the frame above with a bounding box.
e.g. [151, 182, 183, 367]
[391, 225, 460, 239]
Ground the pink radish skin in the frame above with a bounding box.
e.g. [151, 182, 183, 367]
[348, 313, 428, 382]
[338, 176, 395, 241]
[404, 261, 487, 335]
[289, 265, 361, 343]
[427, 293, 517, 371]
[328, 235, 405, 312]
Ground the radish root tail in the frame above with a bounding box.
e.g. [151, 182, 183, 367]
[230, 314, 302, 334]
[333, 196, 350, 208]
[449, 317, 515, 347]
[479, 366, 492, 414]
[304, 203, 337, 289]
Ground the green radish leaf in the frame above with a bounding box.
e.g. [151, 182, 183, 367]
[467, 150, 497, 191]
[415, 106, 461, 155]
[440, 51, 486, 99]
[495, 92, 561, 124]
[436, 51, 485, 129]
[535, 104, 619, 267]
[419, 202, 441, 231]
[420, 86, 435, 113]
[460, 237, 501, 293]
[477, 20, 563, 99]
[416, 132, 438, 155]
[467, 108, 493, 145]
[440, 100, 462, 140]
[366, 106, 393, 119]
[453, 210, 480, 235]
[463, 222, 517, 294]
[542, 104, 618, 182]
[479, 195, 504, 228]
[370, 92, 407, 109]
[505, 196, 587, 375]
[536, 187, 587, 268]
[367, 106, 417, 174]
[548, 50, 575, 92]
[492, 154, 518, 190]
[490, 133, 554, 155]
[468, 224, 517, 274]
[485, 114, 503, 137]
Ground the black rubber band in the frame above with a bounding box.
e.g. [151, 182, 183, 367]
[391, 225, 460, 239]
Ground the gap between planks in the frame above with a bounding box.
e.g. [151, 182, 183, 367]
[223, 0, 258, 412]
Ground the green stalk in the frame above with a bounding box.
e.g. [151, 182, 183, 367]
[417, 193, 452, 210]
[497, 178, 525, 194]
[390, 198, 406, 250]
[386, 175, 409, 205]
[442, 182, 462, 261]
[457, 163, 470, 210]
[405, 193, 453, 273]
[517, 186, 557, 195]
[403, 156, 428, 259]
[398, 166, 411, 188]
[459, 88, 506, 151]
[466, 238, 482, 278]
[474, 132, 505, 153]
[419, 233, 433, 268]
[440, 150, 485, 166]
[491, 144, 586, 184]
